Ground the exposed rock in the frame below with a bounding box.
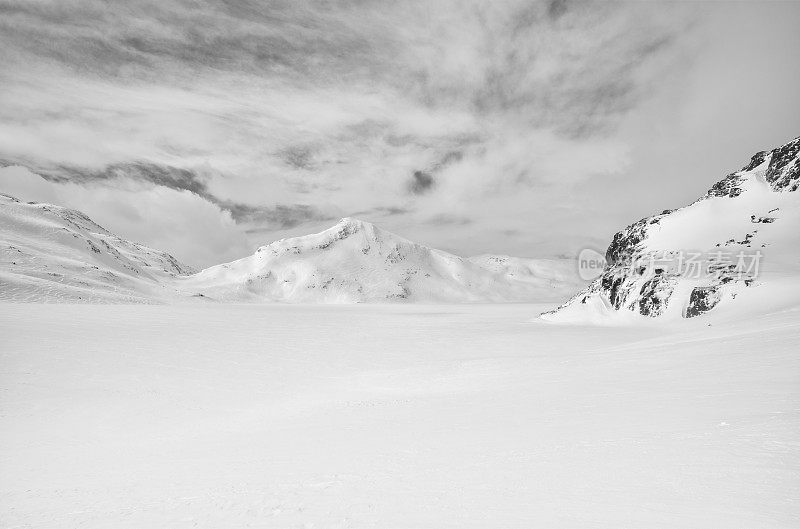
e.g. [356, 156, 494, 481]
[605, 214, 665, 266]
[750, 215, 775, 224]
[637, 274, 676, 317]
[706, 173, 745, 198]
[685, 286, 722, 318]
[765, 136, 800, 191]
[741, 150, 769, 172]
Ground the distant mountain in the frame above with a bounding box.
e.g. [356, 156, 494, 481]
[181, 218, 583, 303]
[543, 136, 800, 323]
[0, 194, 194, 302]
[0, 198, 583, 304]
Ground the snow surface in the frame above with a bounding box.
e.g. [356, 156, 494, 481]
[2, 302, 799, 528]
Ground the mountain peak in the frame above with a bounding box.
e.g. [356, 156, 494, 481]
[332, 217, 378, 233]
[544, 134, 800, 322]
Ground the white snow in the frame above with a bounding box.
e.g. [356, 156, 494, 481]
[1, 302, 799, 528]
[1, 200, 584, 305]
[0, 194, 194, 303]
[182, 218, 584, 303]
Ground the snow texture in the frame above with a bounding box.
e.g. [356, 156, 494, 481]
[1, 303, 798, 528]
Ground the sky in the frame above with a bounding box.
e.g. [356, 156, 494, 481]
[1, 0, 799, 267]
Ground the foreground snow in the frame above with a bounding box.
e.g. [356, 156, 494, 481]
[1, 303, 798, 528]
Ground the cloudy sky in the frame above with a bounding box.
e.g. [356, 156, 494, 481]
[1, 0, 799, 267]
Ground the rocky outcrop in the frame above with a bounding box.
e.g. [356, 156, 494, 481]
[685, 286, 722, 318]
[637, 273, 676, 317]
[765, 136, 800, 191]
[544, 135, 799, 321]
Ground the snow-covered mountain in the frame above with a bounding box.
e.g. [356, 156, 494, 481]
[543, 136, 800, 323]
[0, 197, 583, 304]
[0, 194, 194, 302]
[181, 218, 583, 303]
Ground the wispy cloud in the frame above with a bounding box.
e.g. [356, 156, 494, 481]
[18, 160, 332, 230]
[5, 0, 794, 264]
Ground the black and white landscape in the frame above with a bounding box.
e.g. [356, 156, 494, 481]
[1, 1, 799, 528]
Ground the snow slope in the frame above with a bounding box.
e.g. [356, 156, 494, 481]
[0, 194, 194, 303]
[1, 302, 798, 528]
[181, 217, 583, 303]
[544, 135, 800, 323]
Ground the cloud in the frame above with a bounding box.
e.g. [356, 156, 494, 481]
[546, 0, 570, 21]
[424, 213, 472, 226]
[0, 165, 251, 267]
[217, 201, 334, 228]
[2, 0, 795, 263]
[46, 162, 210, 197]
[408, 170, 435, 195]
[13, 160, 333, 231]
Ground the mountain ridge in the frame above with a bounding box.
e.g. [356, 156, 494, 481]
[0, 197, 584, 304]
[0, 194, 195, 302]
[543, 135, 800, 323]
[182, 216, 583, 303]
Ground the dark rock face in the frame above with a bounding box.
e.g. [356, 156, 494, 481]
[685, 286, 722, 318]
[637, 274, 675, 317]
[705, 136, 799, 197]
[741, 150, 768, 172]
[765, 136, 800, 191]
[751, 215, 776, 224]
[706, 173, 745, 198]
[601, 269, 630, 309]
[605, 214, 666, 266]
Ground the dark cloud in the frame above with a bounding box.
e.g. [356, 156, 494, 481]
[432, 150, 464, 171]
[405, 150, 466, 196]
[546, 0, 570, 21]
[16, 160, 330, 229]
[377, 206, 410, 216]
[425, 213, 472, 226]
[217, 201, 333, 228]
[408, 170, 435, 195]
[280, 144, 317, 170]
[39, 161, 212, 197]
[351, 205, 411, 217]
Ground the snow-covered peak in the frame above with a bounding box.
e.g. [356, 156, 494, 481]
[704, 135, 799, 199]
[544, 135, 800, 323]
[184, 219, 584, 304]
[335, 216, 370, 230]
[253, 216, 416, 259]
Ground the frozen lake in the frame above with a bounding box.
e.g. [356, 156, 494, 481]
[1, 303, 798, 528]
